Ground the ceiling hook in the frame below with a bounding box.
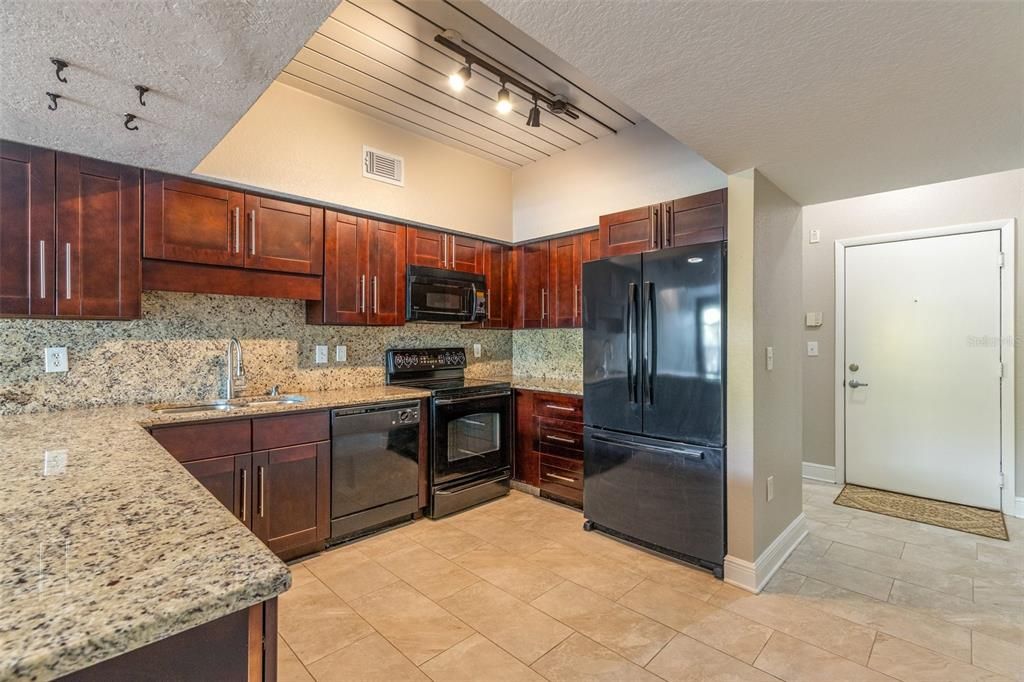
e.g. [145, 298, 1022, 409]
[51, 58, 68, 83]
[123, 113, 139, 131]
[46, 92, 62, 111]
[134, 85, 149, 106]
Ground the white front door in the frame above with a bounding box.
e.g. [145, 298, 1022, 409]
[844, 230, 1003, 509]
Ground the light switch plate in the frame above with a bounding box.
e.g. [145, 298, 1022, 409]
[473, 343, 481, 358]
[766, 346, 774, 371]
[807, 341, 819, 357]
[44, 347, 68, 373]
[805, 312, 823, 327]
[336, 345, 347, 363]
[809, 229, 821, 244]
[767, 475, 775, 502]
[315, 345, 328, 364]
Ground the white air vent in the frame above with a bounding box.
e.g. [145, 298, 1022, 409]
[363, 146, 404, 186]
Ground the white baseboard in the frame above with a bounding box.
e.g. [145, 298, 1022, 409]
[1011, 497, 1024, 519]
[802, 462, 837, 484]
[724, 512, 807, 593]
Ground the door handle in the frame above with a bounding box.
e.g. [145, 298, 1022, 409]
[239, 467, 247, 523]
[360, 274, 366, 313]
[573, 284, 579, 320]
[651, 207, 659, 249]
[541, 288, 547, 319]
[663, 204, 672, 247]
[372, 275, 378, 314]
[848, 379, 869, 388]
[248, 210, 256, 256]
[442, 233, 448, 268]
[256, 465, 265, 517]
[64, 243, 72, 300]
[626, 282, 637, 403]
[39, 241, 46, 299]
[643, 281, 654, 404]
[232, 207, 240, 253]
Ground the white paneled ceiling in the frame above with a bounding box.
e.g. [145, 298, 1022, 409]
[278, 0, 642, 167]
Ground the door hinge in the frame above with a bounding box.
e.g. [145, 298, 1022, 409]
[998, 252, 1006, 268]
[998, 471, 1005, 489]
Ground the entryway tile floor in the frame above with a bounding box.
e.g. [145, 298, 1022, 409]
[279, 481, 1024, 681]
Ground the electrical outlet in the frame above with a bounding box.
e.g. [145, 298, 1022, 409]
[315, 345, 328, 364]
[473, 343, 481, 358]
[336, 345, 347, 363]
[809, 229, 821, 244]
[44, 347, 68, 373]
[807, 341, 819, 357]
[767, 475, 775, 502]
[765, 346, 774, 371]
[44, 449, 68, 476]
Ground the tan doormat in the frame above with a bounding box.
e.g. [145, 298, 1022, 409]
[834, 484, 1009, 541]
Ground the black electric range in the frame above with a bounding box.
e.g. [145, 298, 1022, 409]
[386, 348, 511, 517]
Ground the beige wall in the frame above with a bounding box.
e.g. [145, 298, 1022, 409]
[195, 82, 514, 242]
[801, 169, 1023, 491]
[511, 121, 726, 241]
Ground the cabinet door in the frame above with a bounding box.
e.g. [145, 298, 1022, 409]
[182, 453, 252, 529]
[663, 189, 727, 248]
[480, 242, 510, 328]
[515, 241, 549, 328]
[243, 194, 324, 275]
[449, 234, 483, 273]
[582, 229, 602, 263]
[252, 442, 330, 555]
[548, 235, 582, 328]
[406, 226, 446, 269]
[598, 205, 657, 257]
[143, 172, 244, 267]
[367, 219, 406, 326]
[0, 142, 55, 316]
[514, 390, 540, 486]
[313, 211, 367, 325]
[56, 154, 141, 319]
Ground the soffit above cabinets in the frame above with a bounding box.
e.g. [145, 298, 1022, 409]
[278, 0, 642, 168]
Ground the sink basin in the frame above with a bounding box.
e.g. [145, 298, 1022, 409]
[150, 395, 307, 414]
[244, 395, 307, 407]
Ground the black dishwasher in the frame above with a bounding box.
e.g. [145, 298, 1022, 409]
[330, 401, 420, 542]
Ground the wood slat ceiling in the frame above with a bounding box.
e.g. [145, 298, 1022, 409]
[278, 0, 641, 167]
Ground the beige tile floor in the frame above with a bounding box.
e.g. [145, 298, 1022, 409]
[278, 481, 1024, 681]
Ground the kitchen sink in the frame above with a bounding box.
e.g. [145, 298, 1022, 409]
[243, 395, 307, 407]
[150, 395, 307, 414]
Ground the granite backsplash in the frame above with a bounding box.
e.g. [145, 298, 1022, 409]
[0, 292, 512, 415]
[511, 329, 583, 382]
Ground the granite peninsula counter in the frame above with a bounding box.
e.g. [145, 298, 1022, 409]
[0, 385, 429, 681]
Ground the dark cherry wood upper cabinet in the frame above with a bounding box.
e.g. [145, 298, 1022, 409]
[662, 189, 728, 248]
[450, 234, 483, 274]
[406, 226, 445, 269]
[243, 194, 324, 275]
[547, 234, 582, 328]
[480, 242, 511, 329]
[599, 205, 657, 257]
[56, 154, 141, 319]
[367, 219, 406, 326]
[251, 442, 330, 555]
[0, 141, 55, 317]
[309, 211, 366, 325]
[144, 171, 244, 267]
[582, 229, 602, 263]
[514, 241, 550, 329]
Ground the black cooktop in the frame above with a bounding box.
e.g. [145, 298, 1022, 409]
[385, 348, 509, 397]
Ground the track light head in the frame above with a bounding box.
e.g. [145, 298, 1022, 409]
[526, 97, 541, 127]
[449, 62, 472, 92]
[496, 83, 512, 114]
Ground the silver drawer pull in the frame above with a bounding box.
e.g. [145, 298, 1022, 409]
[545, 473, 576, 483]
[39, 241, 46, 298]
[545, 435, 576, 444]
[545, 404, 576, 412]
[64, 243, 71, 299]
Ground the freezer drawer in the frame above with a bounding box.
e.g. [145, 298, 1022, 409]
[583, 427, 724, 571]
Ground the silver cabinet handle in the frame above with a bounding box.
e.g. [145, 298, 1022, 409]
[442, 233, 447, 268]
[39, 241, 46, 299]
[651, 206, 659, 249]
[486, 288, 491, 318]
[545, 404, 575, 412]
[360, 274, 366, 313]
[541, 288, 547, 319]
[248, 210, 256, 255]
[545, 434, 576, 444]
[848, 380, 869, 388]
[545, 472, 576, 483]
[64, 243, 71, 300]
[239, 467, 247, 523]
[372, 275, 378, 314]
[451, 235, 457, 268]
[232, 207, 240, 253]
[256, 465, 265, 517]
[573, 284, 579, 319]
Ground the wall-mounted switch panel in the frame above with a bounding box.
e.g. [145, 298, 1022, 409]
[473, 343, 481, 358]
[315, 345, 328, 364]
[336, 345, 347, 363]
[767, 475, 775, 502]
[807, 341, 819, 357]
[44, 347, 68, 373]
[805, 312, 823, 327]
[765, 346, 774, 371]
[809, 229, 821, 244]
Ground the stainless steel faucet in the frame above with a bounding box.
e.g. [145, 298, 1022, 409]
[225, 337, 246, 399]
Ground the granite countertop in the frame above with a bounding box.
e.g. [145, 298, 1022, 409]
[498, 375, 584, 396]
[0, 385, 429, 681]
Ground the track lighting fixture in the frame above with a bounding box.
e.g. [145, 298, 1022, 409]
[495, 83, 512, 114]
[526, 95, 541, 127]
[448, 61, 472, 92]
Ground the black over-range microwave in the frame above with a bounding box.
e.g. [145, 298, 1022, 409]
[406, 265, 487, 323]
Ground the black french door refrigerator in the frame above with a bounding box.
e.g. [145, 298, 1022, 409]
[582, 242, 726, 577]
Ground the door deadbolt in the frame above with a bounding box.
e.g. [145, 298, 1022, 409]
[848, 363, 859, 372]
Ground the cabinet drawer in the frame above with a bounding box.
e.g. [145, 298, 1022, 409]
[535, 420, 583, 457]
[252, 411, 330, 451]
[532, 393, 583, 422]
[151, 419, 252, 462]
[540, 459, 583, 490]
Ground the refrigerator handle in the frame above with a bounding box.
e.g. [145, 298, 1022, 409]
[644, 280, 654, 405]
[626, 282, 636, 403]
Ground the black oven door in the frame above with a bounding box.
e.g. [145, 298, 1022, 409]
[407, 266, 483, 323]
[432, 390, 511, 485]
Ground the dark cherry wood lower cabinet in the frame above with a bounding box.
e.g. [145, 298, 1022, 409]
[513, 389, 584, 507]
[61, 599, 277, 681]
[252, 442, 330, 559]
[513, 389, 539, 486]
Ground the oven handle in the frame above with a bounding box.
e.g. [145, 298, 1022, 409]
[434, 472, 510, 495]
[434, 390, 511, 405]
